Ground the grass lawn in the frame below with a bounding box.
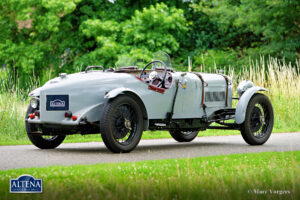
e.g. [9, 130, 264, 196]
[0, 151, 299, 200]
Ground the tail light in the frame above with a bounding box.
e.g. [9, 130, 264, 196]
[34, 111, 40, 117]
[64, 111, 72, 118]
[72, 115, 77, 121]
[29, 113, 35, 119]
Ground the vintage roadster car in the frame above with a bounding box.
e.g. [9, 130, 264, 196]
[26, 52, 274, 153]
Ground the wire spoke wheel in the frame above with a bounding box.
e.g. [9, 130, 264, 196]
[250, 103, 270, 138]
[241, 94, 274, 145]
[112, 104, 138, 145]
[100, 95, 144, 153]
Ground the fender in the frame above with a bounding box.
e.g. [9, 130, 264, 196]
[104, 87, 149, 130]
[76, 103, 105, 124]
[235, 86, 268, 124]
[104, 87, 136, 99]
[29, 87, 42, 97]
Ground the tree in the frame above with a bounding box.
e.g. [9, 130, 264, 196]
[0, 0, 82, 83]
[78, 3, 188, 67]
[122, 3, 187, 54]
[194, 0, 300, 60]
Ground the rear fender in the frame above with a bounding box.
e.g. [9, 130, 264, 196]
[235, 86, 268, 124]
[104, 87, 135, 99]
[29, 87, 42, 97]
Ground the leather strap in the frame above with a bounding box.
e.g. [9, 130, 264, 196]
[220, 74, 230, 107]
[193, 73, 208, 107]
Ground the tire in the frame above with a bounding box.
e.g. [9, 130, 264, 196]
[169, 130, 199, 142]
[25, 106, 65, 149]
[240, 93, 274, 145]
[100, 95, 144, 153]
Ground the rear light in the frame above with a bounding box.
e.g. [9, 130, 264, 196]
[65, 111, 72, 118]
[72, 115, 77, 121]
[34, 111, 40, 117]
[65, 111, 77, 121]
[29, 113, 35, 119]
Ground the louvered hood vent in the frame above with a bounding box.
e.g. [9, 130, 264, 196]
[205, 91, 226, 102]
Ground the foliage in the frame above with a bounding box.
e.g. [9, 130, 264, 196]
[122, 3, 187, 54]
[77, 3, 188, 67]
[0, 0, 299, 87]
[193, 0, 300, 62]
[0, 0, 82, 83]
[1, 151, 300, 199]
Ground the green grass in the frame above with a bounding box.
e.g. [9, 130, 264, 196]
[0, 151, 299, 200]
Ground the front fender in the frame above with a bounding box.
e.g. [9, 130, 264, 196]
[235, 86, 268, 124]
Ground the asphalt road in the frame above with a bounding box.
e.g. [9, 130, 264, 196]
[1, 132, 299, 170]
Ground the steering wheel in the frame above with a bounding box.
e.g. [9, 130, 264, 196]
[139, 60, 167, 88]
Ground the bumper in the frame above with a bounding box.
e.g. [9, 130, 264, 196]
[26, 119, 100, 135]
[26, 117, 81, 126]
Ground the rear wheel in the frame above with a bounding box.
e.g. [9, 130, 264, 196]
[169, 130, 199, 142]
[100, 95, 144, 153]
[25, 106, 65, 149]
[240, 93, 274, 145]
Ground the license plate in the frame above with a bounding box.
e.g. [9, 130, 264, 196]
[46, 95, 69, 111]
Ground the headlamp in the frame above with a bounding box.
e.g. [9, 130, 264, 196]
[30, 98, 39, 109]
[237, 80, 254, 96]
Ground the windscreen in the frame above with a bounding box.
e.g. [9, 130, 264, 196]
[115, 51, 172, 69]
[152, 51, 172, 68]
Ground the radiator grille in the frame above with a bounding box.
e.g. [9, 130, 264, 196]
[205, 91, 226, 102]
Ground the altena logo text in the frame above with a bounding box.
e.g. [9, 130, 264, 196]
[50, 99, 65, 107]
[10, 175, 43, 193]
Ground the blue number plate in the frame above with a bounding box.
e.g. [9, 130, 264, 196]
[46, 95, 69, 111]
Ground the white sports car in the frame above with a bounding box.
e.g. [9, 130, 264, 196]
[26, 52, 274, 153]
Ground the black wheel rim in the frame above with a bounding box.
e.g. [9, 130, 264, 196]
[250, 102, 270, 138]
[112, 103, 138, 145]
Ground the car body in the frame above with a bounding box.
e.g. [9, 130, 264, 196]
[26, 53, 274, 153]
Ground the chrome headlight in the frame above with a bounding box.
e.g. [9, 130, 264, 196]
[30, 98, 39, 109]
[237, 80, 254, 96]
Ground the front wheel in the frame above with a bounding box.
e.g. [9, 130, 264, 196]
[169, 130, 199, 142]
[100, 95, 144, 153]
[25, 106, 65, 149]
[240, 93, 274, 145]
